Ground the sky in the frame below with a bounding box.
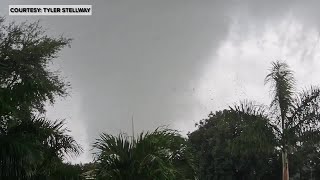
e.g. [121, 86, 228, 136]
[2, 0, 320, 163]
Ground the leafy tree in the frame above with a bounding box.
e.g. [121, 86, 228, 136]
[93, 128, 196, 180]
[189, 109, 280, 180]
[0, 17, 71, 118]
[0, 18, 81, 179]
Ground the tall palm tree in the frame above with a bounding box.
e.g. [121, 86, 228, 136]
[0, 115, 82, 179]
[93, 128, 196, 180]
[232, 61, 320, 180]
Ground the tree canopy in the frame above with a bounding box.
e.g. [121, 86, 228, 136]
[189, 109, 280, 179]
[0, 18, 81, 179]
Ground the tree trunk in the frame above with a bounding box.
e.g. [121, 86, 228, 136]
[282, 150, 289, 180]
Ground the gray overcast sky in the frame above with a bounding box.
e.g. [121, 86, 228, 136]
[2, 0, 320, 163]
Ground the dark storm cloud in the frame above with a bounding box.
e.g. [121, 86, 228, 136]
[66, 0, 233, 138]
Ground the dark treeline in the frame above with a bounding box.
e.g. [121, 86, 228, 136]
[1, 19, 320, 180]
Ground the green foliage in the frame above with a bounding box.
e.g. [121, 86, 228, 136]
[0, 115, 82, 179]
[0, 17, 71, 118]
[265, 61, 295, 123]
[0, 18, 81, 179]
[47, 162, 82, 180]
[93, 128, 196, 180]
[189, 109, 280, 179]
[49, 162, 98, 180]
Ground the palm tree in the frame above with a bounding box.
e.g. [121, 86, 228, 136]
[93, 128, 196, 180]
[232, 61, 320, 180]
[0, 115, 82, 179]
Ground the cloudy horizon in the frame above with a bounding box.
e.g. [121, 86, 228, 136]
[2, 0, 320, 163]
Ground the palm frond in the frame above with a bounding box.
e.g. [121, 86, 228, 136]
[229, 101, 280, 153]
[0, 115, 82, 178]
[285, 86, 320, 147]
[230, 100, 268, 117]
[93, 128, 195, 180]
[288, 86, 320, 129]
[265, 61, 295, 125]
